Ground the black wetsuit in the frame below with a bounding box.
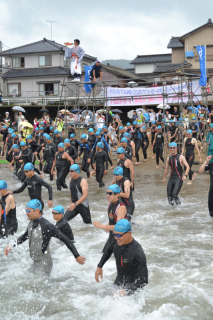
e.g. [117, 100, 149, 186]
[56, 217, 74, 241]
[124, 145, 133, 160]
[117, 156, 131, 180]
[12, 150, 22, 180]
[53, 135, 64, 147]
[13, 174, 52, 209]
[20, 147, 32, 164]
[28, 140, 41, 165]
[116, 177, 135, 220]
[93, 150, 108, 188]
[189, 123, 198, 139]
[204, 163, 213, 217]
[55, 151, 69, 191]
[16, 216, 79, 276]
[68, 127, 75, 138]
[0, 201, 8, 239]
[6, 136, 13, 162]
[154, 132, 164, 165]
[64, 176, 92, 224]
[103, 199, 126, 252]
[98, 238, 148, 294]
[65, 145, 77, 175]
[184, 138, 195, 181]
[167, 154, 183, 205]
[71, 139, 81, 153]
[88, 134, 96, 167]
[169, 125, 177, 142]
[43, 143, 57, 181]
[78, 142, 91, 179]
[132, 128, 142, 162]
[1, 194, 18, 235]
[141, 132, 149, 160]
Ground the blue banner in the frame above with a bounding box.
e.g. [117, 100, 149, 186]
[196, 46, 207, 87]
[84, 66, 95, 94]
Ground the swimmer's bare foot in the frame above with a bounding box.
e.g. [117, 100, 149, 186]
[152, 156, 156, 159]
[134, 162, 140, 165]
[155, 165, 159, 169]
[109, 166, 114, 170]
[89, 172, 93, 179]
[143, 159, 147, 162]
[187, 180, 192, 185]
[192, 173, 197, 180]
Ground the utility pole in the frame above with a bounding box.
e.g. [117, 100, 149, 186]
[0, 41, 2, 66]
[46, 20, 58, 40]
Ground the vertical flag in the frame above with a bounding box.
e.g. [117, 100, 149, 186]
[196, 46, 207, 86]
[84, 66, 95, 94]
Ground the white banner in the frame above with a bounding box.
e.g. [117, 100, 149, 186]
[106, 81, 201, 107]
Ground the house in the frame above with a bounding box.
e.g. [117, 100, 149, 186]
[0, 38, 97, 97]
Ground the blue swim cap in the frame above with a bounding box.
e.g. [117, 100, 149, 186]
[187, 129, 193, 134]
[26, 199, 42, 210]
[12, 144, 19, 149]
[126, 122, 131, 126]
[119, 126, 124, 130]
[114, 219, 131, 233]
[0, 180, 7, 190]
[116, 147, 125, 154]
[58, 143, 64, 148]
[179, 117, 182, 121]
[157, 126, 162, 130]
[52, 205, 64, 215]
[45, 135, 50, 140]
[124, 132, 130, 138]
[97, 142, 104, 149]
[54, 130, 59, 134]
[200, 114, 204, 117]
[142, 126, 146, 130]
[210, 124, 213, 129]
[50, 126, 54, 131]
[169, 142, 177, 147]
[113, 166, 123, 176]
[24, 163, 34, 171]
[70, 164, 80, 173]
[20, 141, 26, 147]
[26, 135, 33, 140]
[70, 134, 75, 138]
[3, 125, 7, 129]
[108, 184, 121, 194]
[35, 127, 39, 131]
[88, 128, 94, 132]
[10, 129, 14, 133]
[191, 117, 196, 120]
[121, 137, 128, 143]
[64, 138, 70, 144]
[39, 127, 44, 130]
[43, 133, 48, 138]
[95, 131, 101, 136]
[151, 121, 156, 124]
[103, 125, 107, 129]
[81, 134, 87, 139]
[11, 133, 16, 138]
[40, 122, 44, 125]
[133, 121, 137, 125]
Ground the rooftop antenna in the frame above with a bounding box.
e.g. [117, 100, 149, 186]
[46, 20, 58, 40]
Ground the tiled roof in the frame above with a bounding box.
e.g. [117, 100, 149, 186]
[130, 54, 171, 65]
[180, 18, 213, 39]
[154, 61, 192, 73]
[2, 67, 70, 78]
[126, 68, 135, 74]
[167, 37, 184, 48]
[0, 38, 96, 61]
[101, 64, 140, 79]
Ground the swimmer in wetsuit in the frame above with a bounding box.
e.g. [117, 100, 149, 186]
[53, 130, 63, 147]
[123, 132, 136, 161]
[10, 162, 53, 209]
[64, 138, 77, 173]
[163, 142, 189, 205]
[93, 184, 127, 252]
[64, 164, 92, 224]
[153, 126, 165, 169]
[182, 129, 202, 184]
[132, 121, 142, 165]
[114, 147, 134, 189]
[120, 138, 133, 160]
[0, 199, 7, 239]
[41, 135, 57, 181]
[52, 205, 74, 241]
[91, 142, 108, 188]
[199, 155, 213, 217]
[95, 219, 148, 296]
[0, 180, 18, 235]
[141, 126, 149, 162]
[114, 166, 135, 220]
[5, 199, 85, 276]
[78, 134, 92, 179]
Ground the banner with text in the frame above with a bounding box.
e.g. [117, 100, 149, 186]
[106, 80, 201, 107]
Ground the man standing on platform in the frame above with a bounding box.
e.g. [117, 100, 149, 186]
[64, 39, 85, 82]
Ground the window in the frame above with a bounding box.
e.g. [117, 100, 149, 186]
[13, 57, 25, 68]
[64, 58, 70, 67]
[39, 83, 59, 96]
[39, 55, 52, 66]
[8, 83, 21, 95]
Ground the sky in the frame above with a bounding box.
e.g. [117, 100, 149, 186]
[1, 0, 213, 61]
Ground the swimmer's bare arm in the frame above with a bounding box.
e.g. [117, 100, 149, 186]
[93, 206, 127, 231]
[180, 155, 189, 179]
[126, 159, 134, 188]
[193, 138, 202, 163]
[63, 151, 74, 165]
[51, 152, 57, 174]
[162, 157, 169, 183]
[120, 180, 130, 198]
[199, 156, 212, 173]
[153, 133, 157, 148]
[5, 194, 15, 214]
[181, 138, 186, 155]
[68, 178, 88, 211]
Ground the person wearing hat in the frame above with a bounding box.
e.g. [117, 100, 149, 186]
[5, 199, 85, 276]
[182, 129, 202, 184]
[114, 167, 135, 220]
[19, 140, 33, 165]
[205, 123, 213, 162]
[93, 184, 127, 252]
[53, 130, 63, 146]
[68, 122, 76, 138]
[125, 122, 133, 136]
[92, 141, 108, 188]
[189, 117, 198, 139]
[52, 205, 74, 241]
[168, 120, 178, 143]
[132, 121, 142, 165]
[40, 135, 57, 181]
[120, 137, 133, 160]
[0, 180, 18, 235]
[163, 142, 189, 205]
[10, 162, 52, 209]
[95, 219, 148, 296]
[64, 164, 92, 224]
[89, 60, 103, 82]
[51, 143, 74, 191]
[78, 134, 92, 179]
[115, 147, 134, 188]
[153, 126, 165, 169]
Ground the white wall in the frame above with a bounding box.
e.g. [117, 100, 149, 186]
[135, 63, 155, 74]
